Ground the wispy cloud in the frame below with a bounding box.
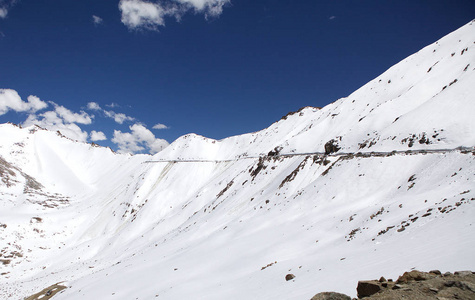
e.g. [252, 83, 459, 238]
[92, 15, 104, 26]
[0, 89, 48, 115]
[0, 7, 7, 18]
[0, 0, 17, 19]
[153, 123, 169, 130]
[104, 110, 135, 124]
[177, 0, 229, 19]
[329, 16, 336, 20]
[112, 123, 169, 154]
[118, 0, 230, 31]
[87, 102, 102, 111]
[86, 101, 135, 124]
[106, 102, 120, 108]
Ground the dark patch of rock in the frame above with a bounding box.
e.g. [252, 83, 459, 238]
[357, 281, 381, 298]
[285, 274, 295, 281]
[324, 139, 341, 155]
[268, 146, 283, 157]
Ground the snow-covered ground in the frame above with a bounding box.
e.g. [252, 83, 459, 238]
[0, 20, 474, 299]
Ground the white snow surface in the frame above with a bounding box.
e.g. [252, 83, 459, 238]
[0, 21, 474, 299]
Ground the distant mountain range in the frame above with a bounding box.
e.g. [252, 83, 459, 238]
[1, 20, 474, 299]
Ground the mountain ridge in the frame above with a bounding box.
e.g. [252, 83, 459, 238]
[0, 21, 474, 299]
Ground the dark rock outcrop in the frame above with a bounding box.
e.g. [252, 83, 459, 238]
[324, 139, 341, 155]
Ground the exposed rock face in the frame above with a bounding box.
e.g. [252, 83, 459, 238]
[324, 139, 340, 155]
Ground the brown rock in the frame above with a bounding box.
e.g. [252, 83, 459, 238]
[356, 270, 475, 299]
[285, 274, 295, 281]
[392, 284, 402, 290]
[454, 271, 473, 276]
[396, 270, 434, 284]
[357, 281, 381, 298]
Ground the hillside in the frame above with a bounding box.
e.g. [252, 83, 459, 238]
[1, 21, 474, 299]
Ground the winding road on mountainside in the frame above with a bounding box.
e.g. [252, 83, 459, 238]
[144, 146, 475, 163]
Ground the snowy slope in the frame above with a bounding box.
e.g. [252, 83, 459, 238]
[156, 19, 475, 160]
[0, 21, 474, 300]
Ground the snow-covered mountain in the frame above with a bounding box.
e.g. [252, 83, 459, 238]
[1, 21, 474, 299]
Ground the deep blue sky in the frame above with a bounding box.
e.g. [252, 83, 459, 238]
[1, 0, 474, 153]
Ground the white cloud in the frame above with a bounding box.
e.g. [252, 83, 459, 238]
[54, 104, 93, 124]
[112, 123, 169, 154]
[87, 102, 102, 111]
[92, 15, 103, 25]
[87, 102, 134, 124]
[176, 0, 229, 18]
[0, 0, 18, 19]
[152, 123, 169, 130]
[2, 88, 169, 154]
[104, 110, 135, 124]
[0, 7, 7, 18]
[329, 16, 336, 20]
[26, 95, 49, 112]
[18, 102, 93, 142]
[106, 102, 120, 108]
[119, 0, 230, 30]
[22, 113, 89, 142]
[119, 0, 168, 31]
[90, 130, 107, 141]
[0, 89, 48, 115]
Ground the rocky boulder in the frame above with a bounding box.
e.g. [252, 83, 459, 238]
[310, 270, 475, 299]
[357, 270, 475, 299]
[356, 281, 382, 298]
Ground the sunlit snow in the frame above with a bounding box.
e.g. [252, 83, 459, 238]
[0, 20, 474, 299]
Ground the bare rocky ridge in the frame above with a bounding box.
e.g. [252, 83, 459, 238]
[311, 270, 475, 299]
